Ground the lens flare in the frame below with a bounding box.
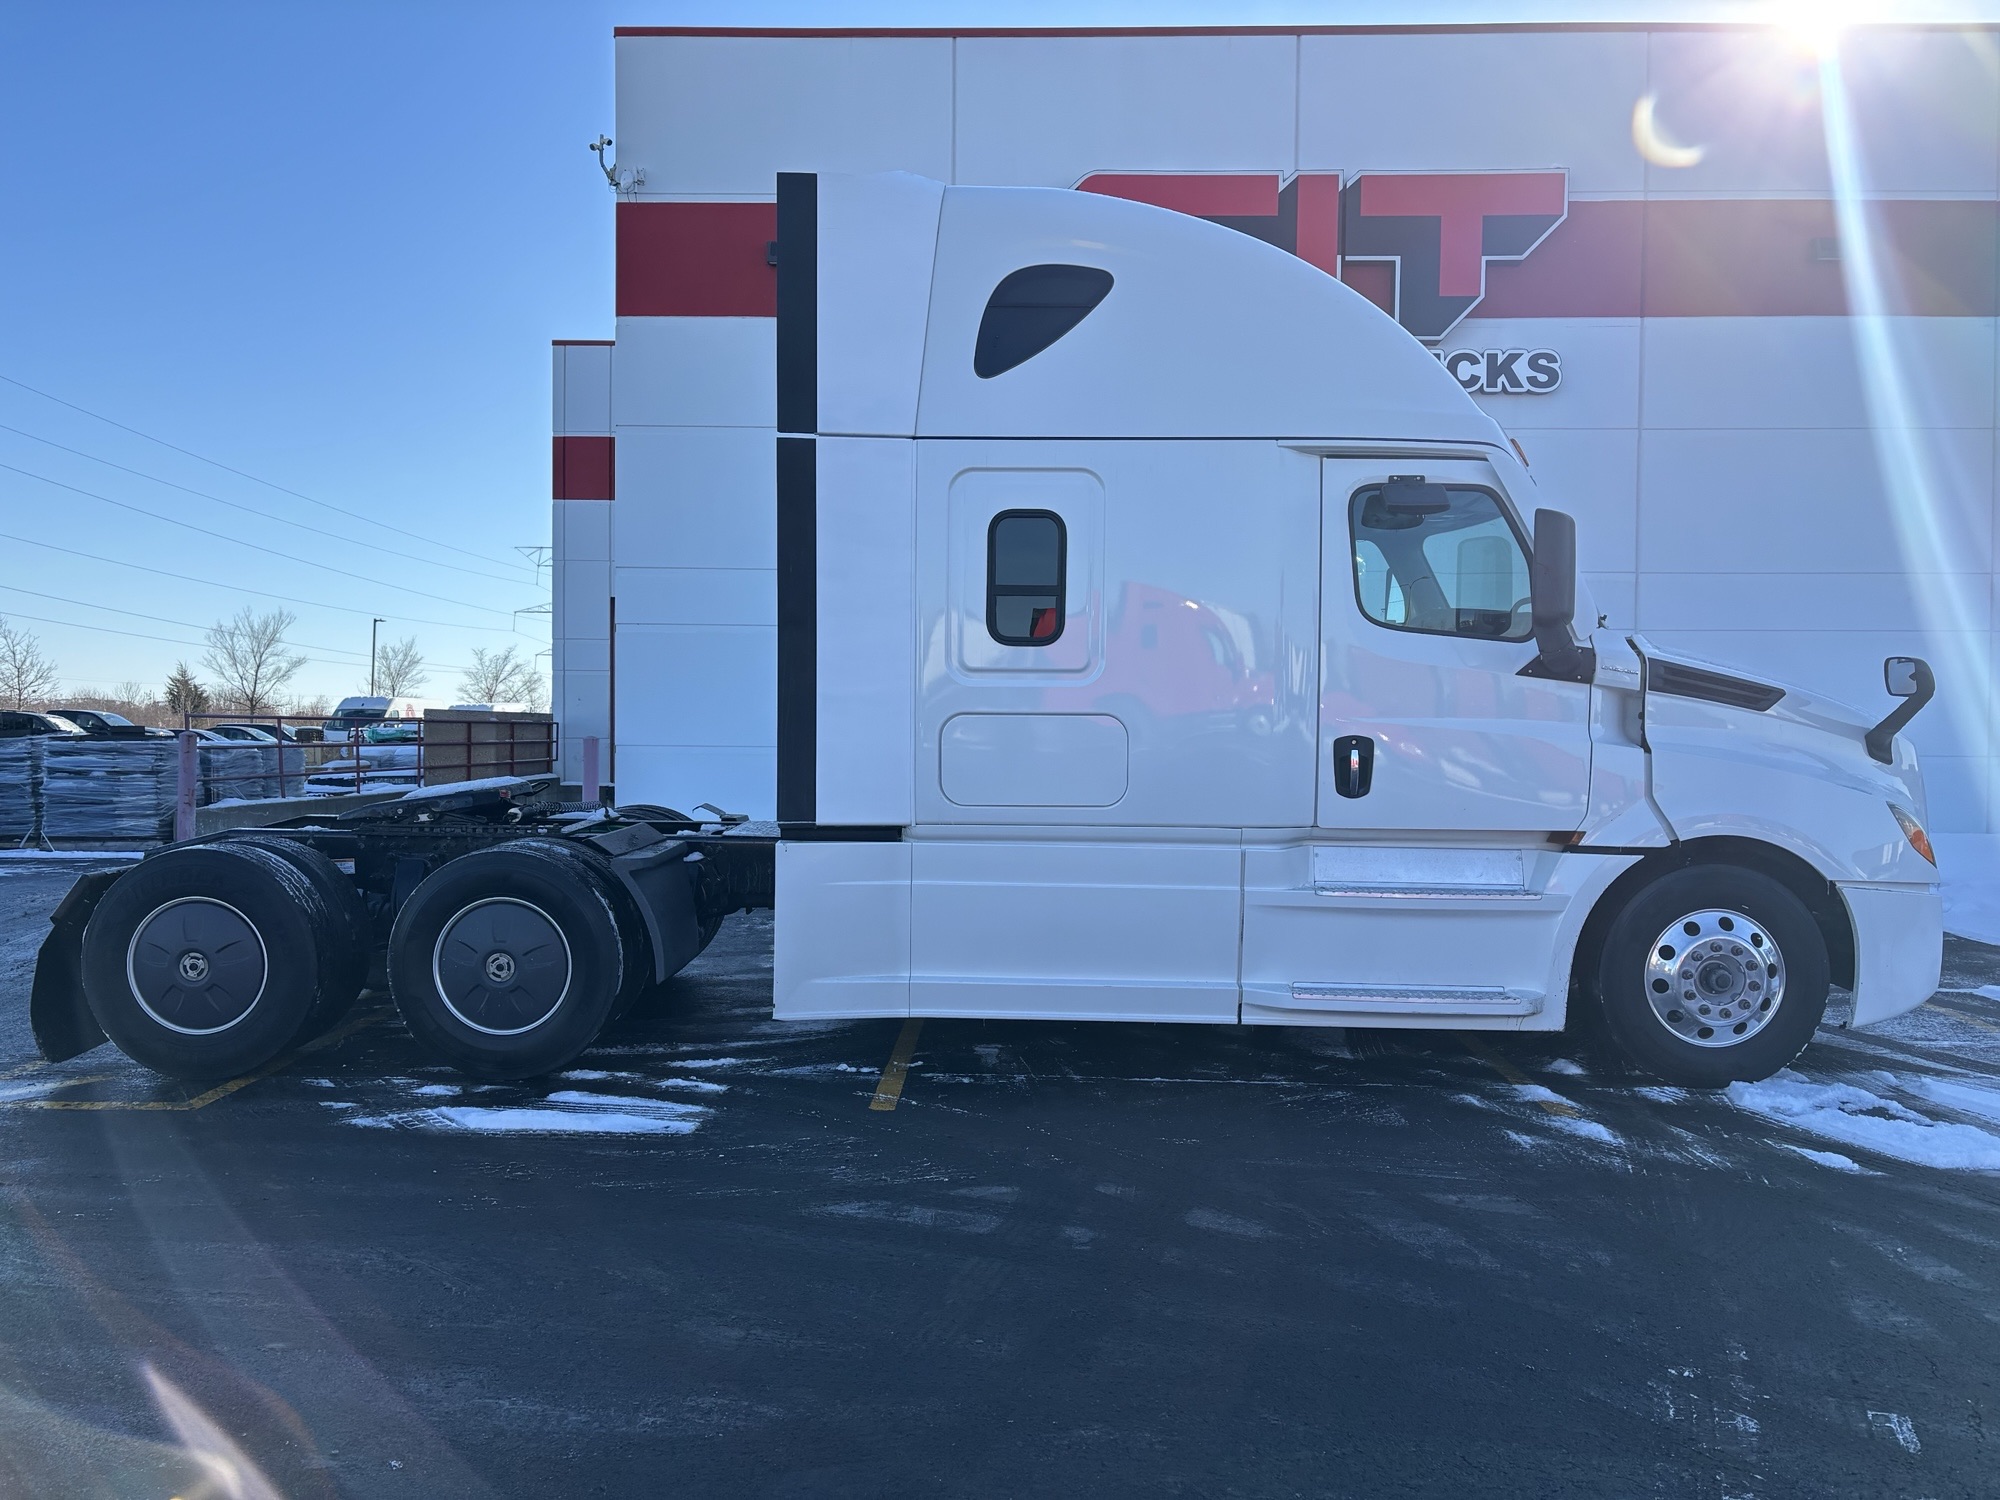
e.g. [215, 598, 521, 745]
[1818, 43, 1985, 778]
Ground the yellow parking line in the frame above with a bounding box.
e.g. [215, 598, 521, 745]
[1932, 1002, 2000, 1036]
[0, 1060, 48, 1081]
[1459, 1033, 1583, 1118]
[868, 1019, 924, 1112]
[19, 1008, 385, 1113]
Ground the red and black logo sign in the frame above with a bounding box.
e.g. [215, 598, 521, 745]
[1078, 169, 1567, 344]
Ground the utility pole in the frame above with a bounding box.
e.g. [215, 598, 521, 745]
[370, 617, 385, 696]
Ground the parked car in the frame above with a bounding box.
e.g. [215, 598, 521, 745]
[206, 724, 281, 743]
[46, 708, 152, 738]
[0, 710, 83, 737]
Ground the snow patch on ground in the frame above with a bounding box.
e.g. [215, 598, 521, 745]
[1781, 1144, 1872, 1173]
[343, 1089, 712, 1137]
[1879, 1072, 2000, 1127]
[1508, 1083, 1573, 1109]
[1547, 1114, 1621, 1147]
[1544, 1059, 1588, 1076]
[1726, 1070, 2000, 1171]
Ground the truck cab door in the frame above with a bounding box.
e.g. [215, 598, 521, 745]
[1318, 458, 1591, 833]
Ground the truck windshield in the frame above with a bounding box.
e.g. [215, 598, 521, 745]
[1350, 483, 1532, 641]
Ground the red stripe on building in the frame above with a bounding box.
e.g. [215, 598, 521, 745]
[1078, 172, 1279, 218]
[612, 195, 1998, 324]
[616, 201, 778, 317]
[1476, 200, 1644, 318]
[1471, 198, 1999, 320]
[553, 436, 615, 500]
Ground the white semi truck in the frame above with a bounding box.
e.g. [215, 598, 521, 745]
[33, 173, 1942, 1090]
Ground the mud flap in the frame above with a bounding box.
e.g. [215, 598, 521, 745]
[30, 868, 123, 1063]
[607, 841, 703, 984]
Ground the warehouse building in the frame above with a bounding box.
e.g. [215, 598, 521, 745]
[552, 22, 2000, 835]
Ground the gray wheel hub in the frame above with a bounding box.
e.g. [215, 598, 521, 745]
[126, 897, 269, 1035]
[433, 897, 573, 1036]
[1644, 908, 1785, 1048]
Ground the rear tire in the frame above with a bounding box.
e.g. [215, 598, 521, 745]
[227, 835, 370, 1039]
[388, 839, 635, 1079]
[80, 843, 324, 1081]
[1595, 864, 1828, 1088]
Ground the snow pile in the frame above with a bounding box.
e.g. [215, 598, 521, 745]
[343, 1088, 711, 1136]
[1726, 1070, 2000, 1170]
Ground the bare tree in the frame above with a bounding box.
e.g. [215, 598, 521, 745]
[459, 645, 543, 708]
[0, 616, 59, 709]
[374, 636, 428, 696]
[203, 607, 307, 715]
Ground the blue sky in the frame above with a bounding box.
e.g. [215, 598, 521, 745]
[2, 0, 1990, 704]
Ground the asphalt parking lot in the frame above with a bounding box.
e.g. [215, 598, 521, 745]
[2, 856, 1998, 1497]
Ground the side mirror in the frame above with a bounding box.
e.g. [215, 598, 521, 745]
[1524, 508, 1594, 684]
[1866, 655, 1935, 764]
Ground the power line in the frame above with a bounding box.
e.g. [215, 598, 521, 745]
[0, 582, 475, 672]
[0, 421, 537, 587]
[0, 461, 532, 618]
[0, 604, 394, 675]
[0, 529, 536, 635]
[0, 371, 540, 572]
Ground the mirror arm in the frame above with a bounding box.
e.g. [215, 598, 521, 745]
[1865, 657, 1935, 765]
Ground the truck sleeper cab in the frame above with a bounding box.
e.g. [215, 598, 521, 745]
[769, 171, 1943, 1089]
[28, 173, 1942, 1093]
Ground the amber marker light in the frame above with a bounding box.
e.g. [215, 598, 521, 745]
[1889, 804, 1936, 866]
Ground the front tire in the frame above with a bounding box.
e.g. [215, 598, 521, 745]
[388, 840, 634, 1078]
[1595, 864, 1829, 1087]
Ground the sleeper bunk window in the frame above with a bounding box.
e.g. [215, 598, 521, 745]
[987, 510, 1067, 646]
[973, 265, 1114, 378]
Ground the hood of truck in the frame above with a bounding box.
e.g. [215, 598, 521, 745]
[1627, 636, 1933, 884]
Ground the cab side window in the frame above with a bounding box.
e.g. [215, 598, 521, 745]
[1349, 482, 1532, 642]
[987, 510, 1066, 646]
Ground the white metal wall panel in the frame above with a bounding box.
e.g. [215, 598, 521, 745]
[613, 317, 775, 429]
[815, 437, 916, 828]
[553, 344, 613, 435]
[1640, 318, 1998, 432]
[614, 36, 953, 197]
[1636, 426, 1993, 577]
[1300, 32, 1649, 194]
[617, 745, 778, 821]
[614, 567, 775, 627]
[552, 499, 612, 785]
[954, 34, 1298, 185]
[615, 624, 777, 747]
[615, 427, 776, 571]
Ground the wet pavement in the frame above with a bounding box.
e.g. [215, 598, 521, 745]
[1, 855, 1997, 1497]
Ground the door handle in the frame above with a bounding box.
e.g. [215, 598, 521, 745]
[1332, 735, 1374, 798]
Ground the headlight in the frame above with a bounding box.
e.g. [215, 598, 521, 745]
[1889, 803, 1936, 866]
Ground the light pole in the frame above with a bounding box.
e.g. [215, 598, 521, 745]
[370, 617, 386, 695]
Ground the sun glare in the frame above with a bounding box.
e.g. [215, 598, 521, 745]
[1766, 0, 1889, 57]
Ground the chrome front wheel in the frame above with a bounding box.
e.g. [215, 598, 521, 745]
[1643, 908, 1786, 1049]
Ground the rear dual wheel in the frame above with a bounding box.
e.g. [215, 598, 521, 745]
[80, 840, 362, 1082]
[387, 840, 649, 1080]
